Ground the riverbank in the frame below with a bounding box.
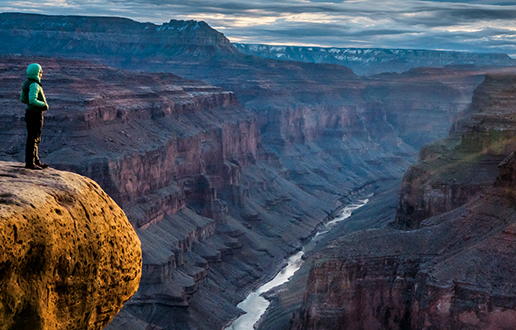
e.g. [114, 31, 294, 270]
[224, 187, 377, 330]
[256, 179, 402, 330]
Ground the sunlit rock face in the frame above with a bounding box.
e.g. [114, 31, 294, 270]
[0, 161, 141, 330]
[291, 74, 516, 330]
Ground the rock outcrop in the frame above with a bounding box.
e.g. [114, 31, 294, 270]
[290, 73, 516, 330]
[0, 161, 141, 330]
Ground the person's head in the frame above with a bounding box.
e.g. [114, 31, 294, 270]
[26, 63, 43, 82]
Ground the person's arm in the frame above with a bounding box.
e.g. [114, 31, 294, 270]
[28, 83, 48, 109]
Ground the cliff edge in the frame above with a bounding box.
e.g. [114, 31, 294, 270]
[0, 161, 142, 330]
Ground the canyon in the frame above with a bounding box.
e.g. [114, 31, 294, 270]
[289, 74, 516, 329]
[1, 13, 516, 330]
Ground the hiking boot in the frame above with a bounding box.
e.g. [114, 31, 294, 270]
[36, 162, 49, 168]
[25, 164, 43, 170]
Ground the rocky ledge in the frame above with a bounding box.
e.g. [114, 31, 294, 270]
[0, 161, 141, 330]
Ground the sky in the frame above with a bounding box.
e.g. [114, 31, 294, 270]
[1, 0, 516, 57]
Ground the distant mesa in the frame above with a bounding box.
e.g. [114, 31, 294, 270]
[0, 12, 240, 62]
[0, 161, 141, 330]
[234, 43, 516, 76]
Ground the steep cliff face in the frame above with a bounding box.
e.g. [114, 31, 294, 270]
[291, 73, 516, 330]
[1, 56, 367, 329]
[0, 161, 141, 330]
[0, 56, 241, 206]
[395, 74, 516, 229]
[0, 57, 263, 329]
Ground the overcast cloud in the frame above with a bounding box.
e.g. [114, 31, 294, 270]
[0, 0, 515, 56]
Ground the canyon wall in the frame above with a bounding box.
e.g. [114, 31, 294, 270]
[0, 57, 372, 329]
[0, 161, 141, 330]
[1, 57, 271, 329]
[291, 73, 516, 330]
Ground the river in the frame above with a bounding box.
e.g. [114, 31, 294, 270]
[224, 196, 371, 330]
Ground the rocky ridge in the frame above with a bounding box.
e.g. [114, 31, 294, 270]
[0, 13, 238, 61]
[291, 74, 516, 329]
[0, 161, 141, 330]
[235, 43, 516, 76]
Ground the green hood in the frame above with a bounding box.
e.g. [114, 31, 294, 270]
[26, 63, 42, 83]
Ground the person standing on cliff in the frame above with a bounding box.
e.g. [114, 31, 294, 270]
[20, 63, 49, 170]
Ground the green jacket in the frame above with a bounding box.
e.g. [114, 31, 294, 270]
[20, 63, 48, 112]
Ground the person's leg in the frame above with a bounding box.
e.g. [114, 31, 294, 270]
[34, 116, 47, 167]
[24, 111, 43, 169]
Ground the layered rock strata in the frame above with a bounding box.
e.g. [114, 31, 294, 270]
[291, 73, 516, 330]
[292, 175, 516, 329]
[0, 161, 141, 330]
[396, 74, 516, 229]
[0, 57, 351, 329]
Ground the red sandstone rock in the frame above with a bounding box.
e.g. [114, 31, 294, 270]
[293, 186, 516, 330]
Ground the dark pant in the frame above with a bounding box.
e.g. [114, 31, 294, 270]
[25, 110, 44, 166]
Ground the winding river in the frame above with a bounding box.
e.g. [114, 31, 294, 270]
[224, 197, 371, 330]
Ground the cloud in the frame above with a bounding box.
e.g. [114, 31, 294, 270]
[0, 0, 515, 56]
